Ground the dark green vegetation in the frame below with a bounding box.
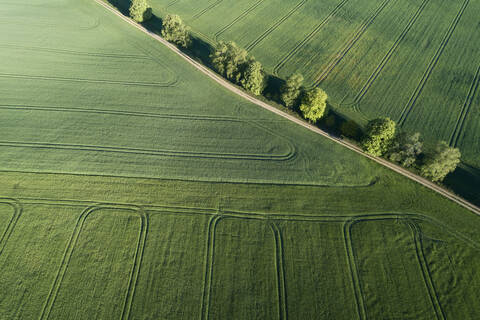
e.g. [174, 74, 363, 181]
[129, 0, 152, 22]
[161, 14, 191, 48]
[0, 0, 479, 319]
[148, 0, 480, 203]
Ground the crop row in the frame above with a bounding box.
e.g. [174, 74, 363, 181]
[351, 0, 431, 105]
[6, 198, 478, 318]
[272, 0, 352, 76]
[313, 0, 394, 86]
[449, 64, 480, 147]
[214, 0, 267, 41]
[398, 0, 471, 126]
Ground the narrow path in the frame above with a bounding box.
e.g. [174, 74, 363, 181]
[94, 0, 480, 216]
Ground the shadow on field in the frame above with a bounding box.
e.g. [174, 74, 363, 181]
[444, 164, 480, 207]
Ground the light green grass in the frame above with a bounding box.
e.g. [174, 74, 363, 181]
[0, 0, 378, 186]
[0, 0, 479, 319]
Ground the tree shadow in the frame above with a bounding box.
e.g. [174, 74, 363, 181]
[444, 164, 480, 207]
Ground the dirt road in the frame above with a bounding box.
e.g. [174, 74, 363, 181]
[94, 0, 480, 216]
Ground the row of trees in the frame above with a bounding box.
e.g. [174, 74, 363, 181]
[130, 1, 191, 48]
[362, 118, 461, 182]
[127, 3, 461, 183]
[129, 2, 328, 122]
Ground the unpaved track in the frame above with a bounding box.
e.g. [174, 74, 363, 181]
[94, 0, 480, 216]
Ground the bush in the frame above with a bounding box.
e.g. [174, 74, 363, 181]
[299, 88, 328, 123]
[161, 14, 191, 48]
[361, 118, 396, 156]
[129, 0, 152, 23]
[421, 141, 461, 182]
[281, 74, 303, 108]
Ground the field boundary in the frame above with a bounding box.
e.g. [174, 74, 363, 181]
[449, 64, 480, 147]
[351, 0, 430, 105]
[0, 198, 22, 257]
[14, 196, 480, 248]
[398, 0, 471, 126]
[313, 0, 395, 86]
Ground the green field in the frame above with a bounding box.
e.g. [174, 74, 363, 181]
[148, 0, 480, 182]
[0, 0, 480, 319]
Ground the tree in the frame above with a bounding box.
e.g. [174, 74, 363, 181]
[299, 88, 328, 122]
[388, 132, 423, 167]
[161, 14, 191, 48]
[210, 41, 249, 83]
[241, 61, 265, 95]
[340, 120, 361, 139]
[129, 0, 152, 23]
[281, 74, 303, 108]
[361, 118, 396, 156]
[421, 141, 461, 182]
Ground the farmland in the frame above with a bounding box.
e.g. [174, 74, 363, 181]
[148, 0, 480, 184]
[0, 0, 479, 319]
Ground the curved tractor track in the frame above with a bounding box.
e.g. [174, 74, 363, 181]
[94, 0, 480, 217]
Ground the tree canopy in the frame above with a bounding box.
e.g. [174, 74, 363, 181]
[129, 0, 152, 23]
[281, 73, 303, 108]
[421, 141, 461, 182]
[161, 14, 191, 48]
[210, 41, 250, 83]
[361, 118, 396, 156]
[241, 61, 265, 95]
[388, 132, 423, 167]
[299, 88, 327, 122]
